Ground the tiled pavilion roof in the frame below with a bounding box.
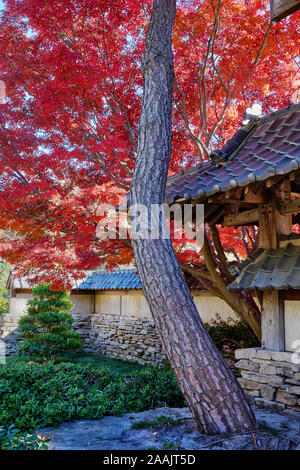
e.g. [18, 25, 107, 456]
[165, 103, 300, 204]
[8, 268, 206, 292]
[76, 268, 205, 291]
[77, 268, 142, 290]
[228, 242, 300, 291]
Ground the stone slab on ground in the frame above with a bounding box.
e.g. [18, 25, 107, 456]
[35, 406, 300, 450]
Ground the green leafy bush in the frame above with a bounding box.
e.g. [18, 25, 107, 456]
[0, 293, 8, 316]
[205, 314, 260, 350]
[0, 362, 184, 430]
[18, 284, 82, 360]
[0, 425, 49, 450]
[0, 262, 9, 316]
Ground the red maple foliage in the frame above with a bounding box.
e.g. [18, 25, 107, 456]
[0, 0, 299, 289]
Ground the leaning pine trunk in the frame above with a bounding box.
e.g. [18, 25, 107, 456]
[130, 0, 256, 434]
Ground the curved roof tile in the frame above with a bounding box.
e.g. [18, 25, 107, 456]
[165, 104, 300, 203]
[228, 242, 300, 291]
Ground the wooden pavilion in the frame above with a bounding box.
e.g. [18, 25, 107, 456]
[166, 103, 300, 414]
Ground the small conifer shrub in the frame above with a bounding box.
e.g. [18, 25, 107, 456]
[18, 284, 82, 360]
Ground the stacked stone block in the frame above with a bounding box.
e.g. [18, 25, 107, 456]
[85, 314, 166, 365]
[0, 313, 23, 356]
[0, 311, 166, 365]
[235, 348, 300, 417]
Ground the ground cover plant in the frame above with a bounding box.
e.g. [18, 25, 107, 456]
[0, 360, 184, 431]
[0, 317, 256, 433]
[4, 353, 144, 375]
[0, 425, 49, 450]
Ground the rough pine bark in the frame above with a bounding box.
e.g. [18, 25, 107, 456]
[130, 0, 256, 434]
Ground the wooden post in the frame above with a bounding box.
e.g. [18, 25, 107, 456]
[259, 178, 292, 351]
[258, 202, 277, 249]
[262, 291, 285, 351]
[272, 178, 292, 237]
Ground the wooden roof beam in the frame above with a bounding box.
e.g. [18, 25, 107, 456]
[271, 0, 300, 21]
[280, 198, 300, 215]
[223, 208, 259, 227]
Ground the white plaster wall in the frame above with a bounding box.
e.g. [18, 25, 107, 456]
[141, 295, 152, 317]
[121, 293, 141, 317]
[193, 294, 238, 323]
[9, 293, 94, 316]
[95, 293, 121, 315]
[284, 300, 300, 352]
[70, 294, 94, 314]
[95, 290, 237, 322]
[10, 289, 239, 324]
[9, 294, 33, 315]
[121, 293, 152, 318]
[96, 292, 152, 318]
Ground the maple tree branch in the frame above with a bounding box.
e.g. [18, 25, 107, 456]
[180, 262, 223, 297]
[88, 151, 130, 190]
[103, 90, 138, 156]
[203, 232, 261, 339]
[174, 75, 210, 160]
[209, 224, 235, 283]
[200, 0, 224, 139]
[223, 244, 241, 263]
[57, 28, 136, 182]
[254, 21, 272, 67]
[241, 226, 252, 257]
[206, 94, 231, 145]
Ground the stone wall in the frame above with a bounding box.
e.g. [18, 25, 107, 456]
[80, 313, 166, 364]
[0, 313, 23, 356]
[0, 312, 166, 365]
[1, 288, 239, 364]
[235, 348, 300, 417]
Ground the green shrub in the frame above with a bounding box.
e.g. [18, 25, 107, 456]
[0, 292, 8, 316]
[0, 425, 49, 450]
[18, 284, 82, 360]
[0, 362, 184, 430]
[0, 262, 9, 316]
[205, 314, 260, 350]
